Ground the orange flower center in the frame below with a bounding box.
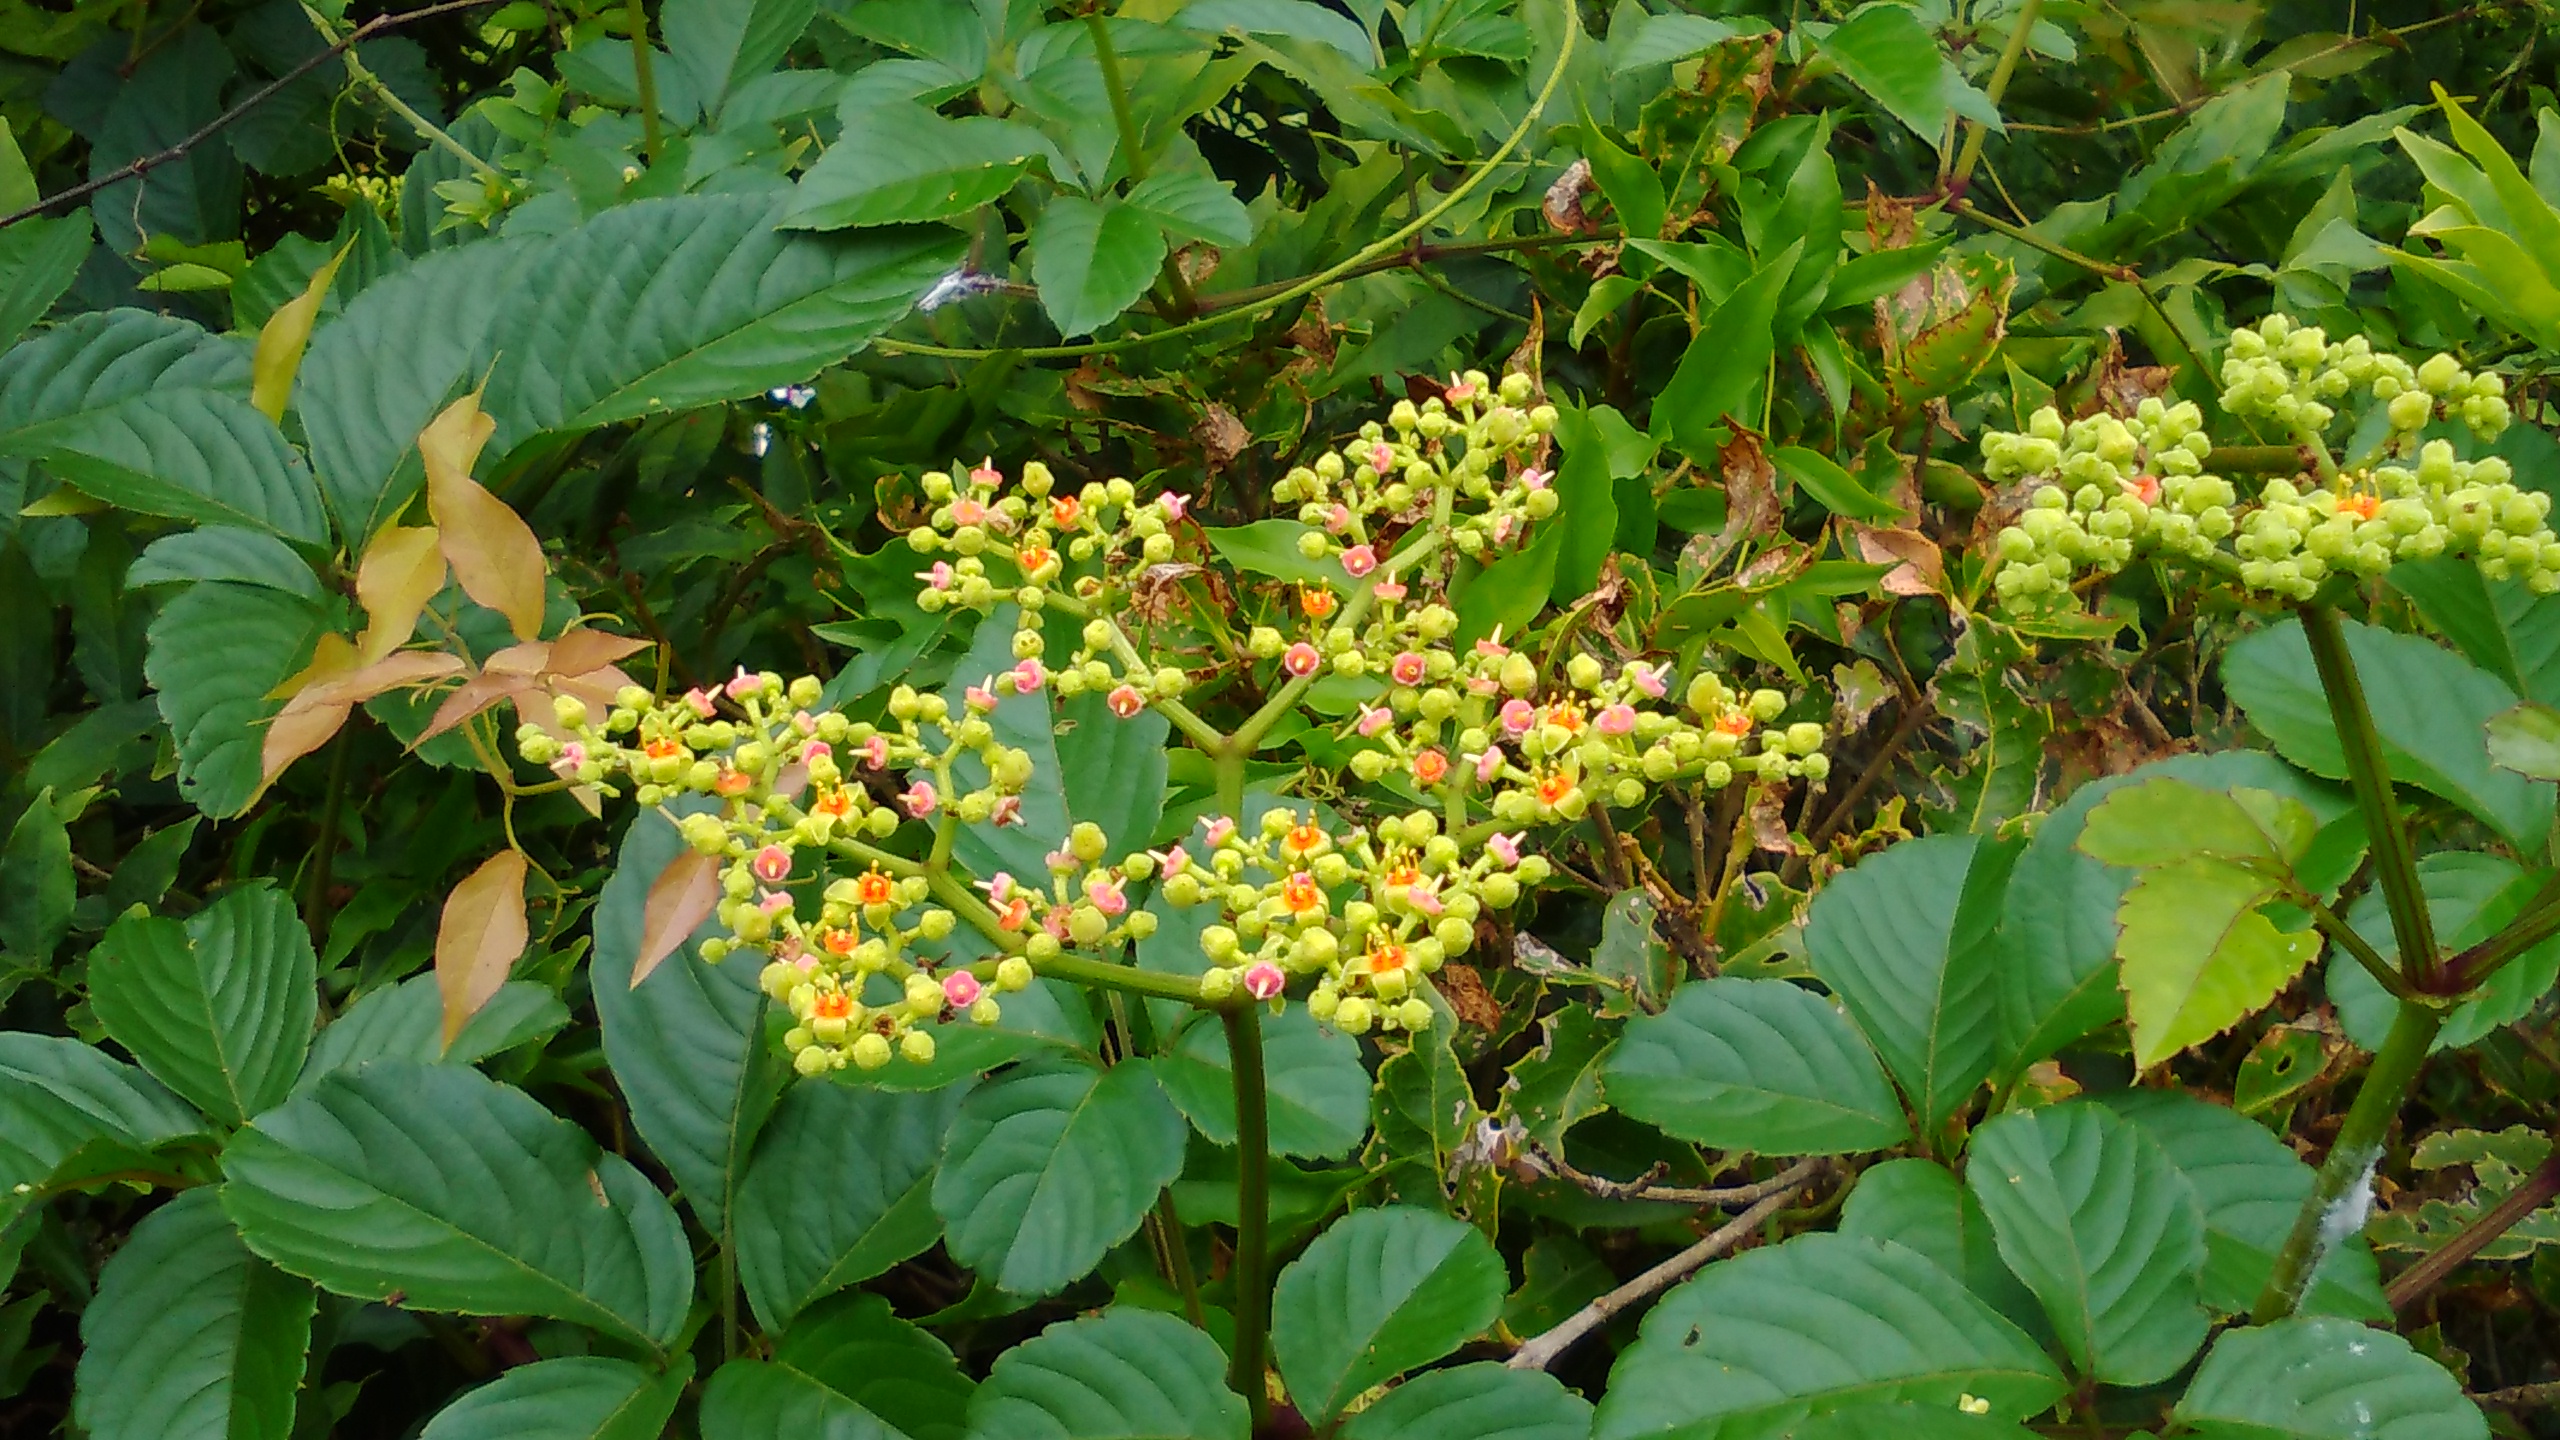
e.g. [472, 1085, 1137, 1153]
[714, 768, 754, 796]
[1284, 822, 1326, 856]
[2342, 493, 2380, 521]
[1052, 497, 1081, 527]
[824, 929, 857, 955]
[1545, 702, 1584, 733]
[855, 870, 895, 906]
[1715, 712, 1754, 737]
[1367, 938, 1408, 975]
[644, 737, 684, 760]
[1281, 873, 1324, 915]
[1536, 771, 1574, 804]
[1413, 749, 1448, 785]
[813, 992, 853, 1019]
[814, 788, 854, 818]
[1018, 545, 1053, 573]
[1299, 586, 1337, 619]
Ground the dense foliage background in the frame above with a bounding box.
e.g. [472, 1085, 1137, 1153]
[8, 0, 2560, 1436]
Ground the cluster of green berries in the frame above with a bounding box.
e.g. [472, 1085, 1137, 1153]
[1983, 318, 2552, 606]
[1273, 370, 1561, 572]
[1162, 807, 1547, 1034]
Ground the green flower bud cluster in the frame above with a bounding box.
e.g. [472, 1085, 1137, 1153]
[969, 823, 1163, 960]
[1164, 807, 1547, 1034]
[1983, 319, 2553, 608]
[1272, 370, 1559, 574]
[2220, 314, 2509, 444]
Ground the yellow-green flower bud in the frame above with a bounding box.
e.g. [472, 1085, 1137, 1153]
[852, 1033, 893, 1069]
[1566, 653, 1602, 689]
[900, 1029, 936, 1064]
[794, 1044, 834, 1077]
[996, 956, 1034, 991]
[1334, 996, 1373, 1035]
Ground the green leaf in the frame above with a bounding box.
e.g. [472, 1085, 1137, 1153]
[2486, 700, 2560, 779]
[735, 1079, 969, 1333]
[1032, 195, 1169, 339]
[1503, 1005, 1613, 1152]
[593, 802, 785, 1233]
[72, 1188, 313, 1440]
[0, 310, 324, 541]
[1178, 0, 1373, 64]
[1204, 519, 1336, 585]
[1839, 1159, 2045, 1339]
[143, 581, 324, 819]
[1657, 242, 1799, 466]
[1817, 4, 1973, 149]
[966, 1307, 1245, 1440]
[89, 884, 317, 1127]
[661, 0, 815, 115]
[127, 526, 323, 597]
[1571, 274, 1641, 349]
[0, 210, 91, 349]
[1593, 1233, 2067, 1440]
[2172, 1318, 2486, 1440]
[2222, 615, 2551, 850]
[931, 1057, 1187, 1297]
[1611, 12, 1744, 70]
[783, 105, 1045, 230]
[298, 237, 539, 540]
[2076, 777, 2316, 867]
[296, 975, 570, 1092]
[1123, 170, 1253, 247]
[2101, 1091, 2387, 1320]
[1805, 835, 2009, 1136]
[2331, 852, 2560, 1054]
[0, 788, 71, 962]
[0, 1034, 206, 1239]
[1965, 1103, 2209, 1385]
[220, 1061, 694, 1356]
[1341, 1364, 1595, 1440]
[1551, 401, 1622, 602]
[1579, 112, 1664, 242]
[1770, 445, 1899, 521]
[1272, 1204, 1506, 1424]
[1995, 752, 2340, 1079]
[0, 119, 33, 216]
[1373, 1017, 1479, 1172]
[1453, 525, 1561, 652]
[1605, 977, 1908, 1155]
[2115, 858, 2320, 1070]
[1592, 888, 1675, 1012]
[705, 1292, 975, 1440]
[489, 196, 963, 448]
[1160, 1006, 1368, 1159]
[419, 1357, 688, 1440]
[2390, 556, 2560, 705]
[1790, 1408, 2041, 1440]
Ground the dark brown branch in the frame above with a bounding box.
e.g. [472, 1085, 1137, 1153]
[2384, 1153, 2560, 1312]
[0, 0, 502, 230]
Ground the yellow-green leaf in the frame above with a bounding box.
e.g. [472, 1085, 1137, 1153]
[421, 392, 547, 642]
[249, 241, 349, 423]
[2077, 777, 2313, 869]
[353, 522, 448, 666]
[2116, 859, 2319, 1070]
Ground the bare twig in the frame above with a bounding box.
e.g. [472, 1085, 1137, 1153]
[1534, 1146, 1815, 1208]
[2478, 1381, 2560, 1409]
[1506, 1161, 1821, 1372]
[2385, 1152, 2560, 1312]
[0, 0, 500, 229]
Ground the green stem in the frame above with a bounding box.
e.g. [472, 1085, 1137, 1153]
[2298, 603, 2440, 988]
[2252, 1001, 2444, 1321]
[2451, 876, 2560, 988]
[1948, 198, 2137, 282]
[1231, 530, 1445, 755]
[1223, 1001, 1272, 1430]
[1213, 747, 1247, 820]
[1947, 0, 2043, 189]
[1086, 8, 1147, 184]
[318, 11, 500, 181]
[2304, 893, 2419, 1002]
[626, 0, 662, 162]
[1157, 1191, 1206, 1328]
[1029, 951, 1216, 1005]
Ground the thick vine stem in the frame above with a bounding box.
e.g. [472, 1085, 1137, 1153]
[1946, 0, 2043, 189]
[2297, 603, 2441, 989]
[1223, 1001, 1272, 1430]
[2253, 1001, 2445, 1321]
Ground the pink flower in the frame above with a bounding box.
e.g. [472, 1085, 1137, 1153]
[862, 735, 890, 770]
[1466, 745, 1504, 782]
[901, 780, 938, 817]
[1107, 684, 1145, 719]
[683, 687, 717, 718]
[1625, 662, 1667, 699]
[917, 561, 953, 590]
[1243, 961, 1286, 1000]
[965, 679, 998, 711]
[1499, 699, 1536, 735]
[793, 710, 817, 735]
[1087, 875, 1128, 916]
[1324, 504, 1353, 534]
[551, 741, 588, 779]
[1390, 651, 1426, 686]
[1203, 816, 1237, 847]
[1474, 631, 1509, 658]
[1596, 703, 1637, 736]
[1160, 492, 1189, 523]
[1407, 878, 1444, 915]
[1356, 705, 1393, 738]
[1342, 545, 1377, 578]
[1445, 373, 1478, 403]
[1011, 658, 1047, 693]
[1152, 845, 1191, 876]
[725, 666, 761, 700]
[1519, 467, 1553, 491]
[1373, 580, 1407, 603]
[752, 844, 792, 883]
[1368, 442, 1394, 473]
[1487, 832, 1523, 868]
[757, 890, 792, 916]
[951, 496, 988, 527]
[1046, 847, 1077, 873]
[982, 873, 1016, 903]
[943, 970, 984, 1007]
[1491, 515, 1515, 544]
[1043, 907, 1073, 941]
[970, 458, 1002, 487]
[1282, 643, 1321, 677]
[991, 794, 1023, 826]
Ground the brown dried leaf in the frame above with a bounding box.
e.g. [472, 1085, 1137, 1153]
[1436, 962, 1502, 1031]
[1750, 785, 1801, 855]
[422, 392, 547, 642]
[1853, 526, 1946, 597]
[635, 847, 723, 988]
[1863, 179, 1916, 251]
[1195, 404, 1249, 471]
[1543, 157, 1598, 234]
[1691, 432, 1781, 577]
[437, 850, 529, 1046]
[354, 523, 448, 666]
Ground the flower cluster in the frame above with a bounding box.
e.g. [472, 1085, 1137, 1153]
[969, 822, 1162, 960]
[1983, 318, 2555, 607]
[1163, 807, 1548, 1034]
[1273, 370, 1562, 572]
